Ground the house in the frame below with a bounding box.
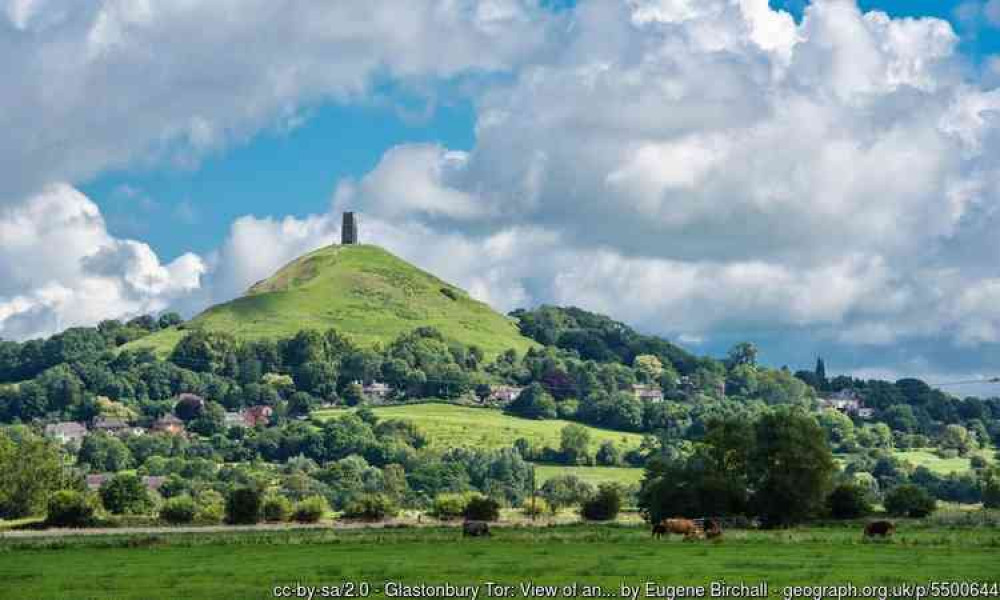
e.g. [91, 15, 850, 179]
[819, 389, 868, 416]
[631, 384, 664, 403]
[85, 473, 111, 491]
[92, 416, 130, 436]
[224, 411, 245, 429]
[152, 413, 185, 435]
[487, 385, 524, 405]
[243, 405, 273, 428]
[44, 421, 87, 445]
[856, 407, 875, 419]
[362, 381, 393, 402]
[142, 476, 167, 493]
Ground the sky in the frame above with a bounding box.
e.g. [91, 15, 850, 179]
[3, 0, 1000, 392]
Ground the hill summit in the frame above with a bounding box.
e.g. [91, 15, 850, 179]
[129, 244, 535, 357]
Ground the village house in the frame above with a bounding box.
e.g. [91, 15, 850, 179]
[152, 413, 185, 435]
[631, 383, 664, 403]
[243, 405, 273, 428]
[224, 411, 245, 429]
[92, 416, 130, 436]
[487, 385, 524, 405]
[44, 421, 88, 445]
[362, 381, 393, 402]
[819, 389, 873, 418]
[85, 474, 110, 491]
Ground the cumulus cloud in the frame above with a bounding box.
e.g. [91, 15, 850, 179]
[0, 184, 203, 339]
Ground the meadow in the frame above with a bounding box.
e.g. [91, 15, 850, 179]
[1, 523, 998, 600]
[314, 403, 646, 454]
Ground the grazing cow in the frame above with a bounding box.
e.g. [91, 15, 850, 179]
[864, 520, 895, 538]
[704, 519, 723, 540]
[659, 518, 702, 541]
[463, 520, 491, 537]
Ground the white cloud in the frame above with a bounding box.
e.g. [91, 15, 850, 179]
[0, 184, 203, 339]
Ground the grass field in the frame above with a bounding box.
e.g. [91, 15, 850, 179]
[125, 245, 536, 358]
[893, 448, 995, 475]
[534, 464, 644, 487]
[315, 403, 646, 453]
[2, 524, 998, 600]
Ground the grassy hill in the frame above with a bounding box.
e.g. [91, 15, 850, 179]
[314, 403, 645, 453]
[126, 245, 535, 357]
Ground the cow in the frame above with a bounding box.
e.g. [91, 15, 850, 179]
[703, 518, 723, 540]
[864, 520, 895, 538]
[656, 518, 702, 541]
[463, 520, 491, 537]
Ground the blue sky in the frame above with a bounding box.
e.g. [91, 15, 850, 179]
[5, 0, 1000, 388]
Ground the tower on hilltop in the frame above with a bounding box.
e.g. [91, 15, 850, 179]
[342, 212, 358, 245]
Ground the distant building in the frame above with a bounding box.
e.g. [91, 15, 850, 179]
[142, 476, 167, 494]
[487, 385, 524, 405]
[243, 405, 273, 428]
[224, 412, 246, 429]
[819, 389, 868, 417]
[362, 381, 393, 402]
[152, 414, 185, 435]
[85, 474, 110, 491]
[44, 422, 88, 445]
[631, 384, 664, 403]
[92, 416, 130, 436]
[342, 211, 358, 245]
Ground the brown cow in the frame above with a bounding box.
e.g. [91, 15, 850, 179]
[658, 518, 702, 541]
[864, 520, 895, 538]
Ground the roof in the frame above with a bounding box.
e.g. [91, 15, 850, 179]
[45, 422, 87, 434]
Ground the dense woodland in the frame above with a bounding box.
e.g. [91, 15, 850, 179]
[1, 306, 999, 526]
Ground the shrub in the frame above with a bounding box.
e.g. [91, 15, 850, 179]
[160, 496, 197, 524]
[99, 474, 153, 515]
[432, 493, 475, 520]
[225, 487, 263, 525]
[826, 483, 871, 519]
[46, 490, 98, 528]
[884, 484, 937, 518]
[262, 495, 293, 522]
[982, 479, 1000, 510]
[343, 493, 397, 521]
[195, 490, 225, 524]
[520, 497, 550, 517]
[970, 455, 988, 470]
[463, 496, 501, 522]
[581, 483, 622, 521]
[292, 495, 329, 523]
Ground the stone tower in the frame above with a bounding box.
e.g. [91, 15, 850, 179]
[342, 212, 358, 245]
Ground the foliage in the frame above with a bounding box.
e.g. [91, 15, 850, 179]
[100, 474, 153, 515]
[263, 494, 293, 522]
[825, 483, 871, 519]
[0, 430, 66, 519]
[540, 475, 595, 512]
[581, 483, 622, 521]
[463, 495, 501, 522]
[292, 495, 329, 523]
[431, 492, 478, 520]
[343, 493, 397, 521]
[160, 496, 198, 524]
[884, 484, 937, 518]
[225, 487, 263, 525]
[46, 490, 98, 528]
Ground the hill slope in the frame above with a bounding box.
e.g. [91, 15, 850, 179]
[128, 245, 535, 357]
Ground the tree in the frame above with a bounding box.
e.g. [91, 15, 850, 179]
[157, 312, 184, 329]
[540, 475, 594, 513]
[46, 490, 98, 527]
[814, 357, 827, 388]
[506, 384, 557, 420]
[262, 494, 293, 522]
[826, 483, 871, 519]
[225, 486, 263, 524]
[749, 409, 836, 527]
[884, 484, 936, 518]
[100, 474, 153, 515]
[818, 409, 856, 451]
[581, 483, 622, 521]
[559, 424, 592, 465]
[160, 496, 197, 524]
[940, 424, 975, 456]
[727, 342, 758, 369]
[292, 495, 329, 523]
[883, 404, 918, 433]
[596, 441, 622, 466]
[463, 495, 501, 522]
[633, 355, 663, 383]
[0, 430, 66, 518]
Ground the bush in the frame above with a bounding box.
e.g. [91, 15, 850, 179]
[195, 490, 225, 524]
[520, 497, 550, 517]
[100, 474, 153, 515]
[982, 479, 1000, 509]
[292, 495, 329, 523]
[970, 455, 988, 470]
[262, 495, 293, 522]
[826, 483, 871, 519]
[463, 496, 501, 522]
[343, 493, 397, 521]
[225, 487, 263, 525]
[46, 490, 98, 528]
[581, 483, 622, 521]
[432, 493, 475, 520]
[884, 484, 937, 518]
[160, 496, 197, 524]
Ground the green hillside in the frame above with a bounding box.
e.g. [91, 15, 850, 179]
[314, 403, 645, 453]
[126, 245, 535, 357]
